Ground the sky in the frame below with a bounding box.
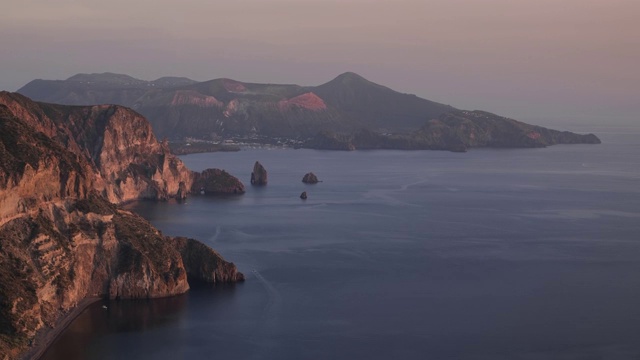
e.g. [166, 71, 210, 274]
[1, 0, 638, 124]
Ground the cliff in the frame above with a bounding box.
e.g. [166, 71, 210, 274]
[0, 92, 193, 204]
[0, 96, 243, 359]
[0, 92, 245, 202]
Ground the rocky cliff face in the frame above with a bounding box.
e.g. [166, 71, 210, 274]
[0, 92, 246, 203]
[0, 92, 194, 204]
[170, 237, 245, 283]
[0, 96, 243, 359]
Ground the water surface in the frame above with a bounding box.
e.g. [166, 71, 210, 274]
[42, 127, 640, 359]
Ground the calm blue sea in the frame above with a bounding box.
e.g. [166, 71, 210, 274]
[42, 125, 640, 360]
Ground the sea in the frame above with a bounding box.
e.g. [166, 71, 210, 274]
[41, 123, 640, 360]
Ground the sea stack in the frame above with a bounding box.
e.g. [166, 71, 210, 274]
[251, 161, 268, 186]
[300, 191, 308, 199]
[302, 172, 319, 184]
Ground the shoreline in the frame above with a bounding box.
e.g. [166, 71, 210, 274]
[21, 297, 102, 360]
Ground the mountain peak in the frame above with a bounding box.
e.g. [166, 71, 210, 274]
[330, 72, 372, 84]
[335, 71, 366, 80]
[319, 72, 388, 93]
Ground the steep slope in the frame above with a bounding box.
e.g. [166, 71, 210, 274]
[1, 92, 193, 203]
[134, 78, 345, 138]
[311, 72, 455, 131]
[0, 96, 244, 359]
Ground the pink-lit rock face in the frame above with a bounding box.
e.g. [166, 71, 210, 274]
[224, 99, 239, 118]
[278, 92, 327, 112]
[171, 90, 223, 107]
[527, 131, 542, 139]
[222, 79, 247, 93]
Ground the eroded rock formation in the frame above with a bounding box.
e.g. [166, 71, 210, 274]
[251, 161, 268, 186]
[0, 92, 193, 204]
[170, 237, 245, 283]
[302, 172, 319, 184]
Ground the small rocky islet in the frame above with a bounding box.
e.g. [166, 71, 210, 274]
[250, 161, 268, 186]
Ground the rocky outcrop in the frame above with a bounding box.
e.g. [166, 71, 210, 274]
[0, 92, 248, 203]
[192, 169, 245, 195]
[0, 96, 244, 359]
[0, 92, 194, 204]
[302, 172, 319, 184]
[177, 181, 188, 201]
[170, 237, 245, 283]
[250, 161, 268, 186]
[300, 191, 307, 200]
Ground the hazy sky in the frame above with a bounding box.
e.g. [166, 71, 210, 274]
[1, 0, 638, 123]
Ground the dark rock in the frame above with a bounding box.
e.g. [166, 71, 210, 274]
[251, 161, 268, 186]
[192, 168, 245, 195]
[170, 237, 245, 283]
[302, 172, 319, 184]
[177, 181, 188, 200]
[300, 191, 307, 200]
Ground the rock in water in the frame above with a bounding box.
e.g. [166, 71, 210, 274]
[177, 181, 188, 201]
[300, 191, 308, 199]
[251, 161, 268, 185]
[302, 172, 319, 184]
[192, 169, 245, 195]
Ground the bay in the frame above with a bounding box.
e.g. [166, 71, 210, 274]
[42, 126, 640, 359]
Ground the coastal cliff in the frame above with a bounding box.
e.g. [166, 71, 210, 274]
[0, 95, 244, 359]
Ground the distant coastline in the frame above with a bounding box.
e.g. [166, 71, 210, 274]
[169, 141, 241, 155]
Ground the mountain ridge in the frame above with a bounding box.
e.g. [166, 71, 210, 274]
[17, 72, 600, 150]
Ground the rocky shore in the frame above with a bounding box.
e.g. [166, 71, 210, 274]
[0, 92, 245, 359]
